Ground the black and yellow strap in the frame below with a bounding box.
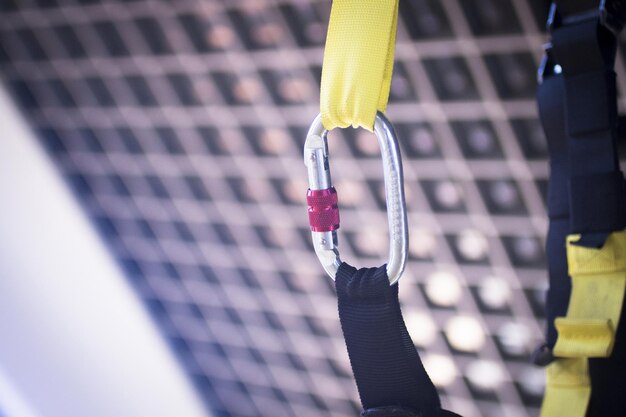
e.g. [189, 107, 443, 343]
[538, 2, 626, 416]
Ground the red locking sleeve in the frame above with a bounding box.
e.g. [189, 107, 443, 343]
[307, 188, 340, 232]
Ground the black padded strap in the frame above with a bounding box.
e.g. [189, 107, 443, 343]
[551, 14, 625, 238]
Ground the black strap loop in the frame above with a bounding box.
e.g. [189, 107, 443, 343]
[336, 263, 456, 416]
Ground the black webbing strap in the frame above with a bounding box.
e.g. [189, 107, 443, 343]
[550, 9, 625, 240]
[537, 68, 570, 352]
[335, 263, 460, 417]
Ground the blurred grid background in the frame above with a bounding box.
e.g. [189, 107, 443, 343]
[3, 1, 626, 416]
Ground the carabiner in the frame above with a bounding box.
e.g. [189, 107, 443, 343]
[304, 112, 408, 285]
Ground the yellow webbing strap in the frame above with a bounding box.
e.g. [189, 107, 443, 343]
[540, 358, 591, 417]
[320, 0, 398, 131]
[553, 231, 626, 358]
[541, 231, 626, 417]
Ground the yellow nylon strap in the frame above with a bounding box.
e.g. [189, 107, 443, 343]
[553, 231, 626, 358]
[541, 232, 626, 417]
[320, 0, 398, 131]
[540, 358, 591, 417]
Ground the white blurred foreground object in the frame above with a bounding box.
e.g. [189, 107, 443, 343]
[0, 87, 211, 417]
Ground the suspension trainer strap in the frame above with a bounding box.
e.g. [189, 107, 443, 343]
[336, 263, 459, 417]
[538, 2, 626, 416]
[317, 2, 460, 415]
[320, 0, 398, 130]
[549, 0, 626, 359]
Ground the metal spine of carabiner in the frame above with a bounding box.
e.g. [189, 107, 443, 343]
[304, 112, 408, 285]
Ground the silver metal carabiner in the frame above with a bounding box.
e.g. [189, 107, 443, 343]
[304, 112, 408, 285]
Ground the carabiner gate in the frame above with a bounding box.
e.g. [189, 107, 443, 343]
[304, 112, 408, 285]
